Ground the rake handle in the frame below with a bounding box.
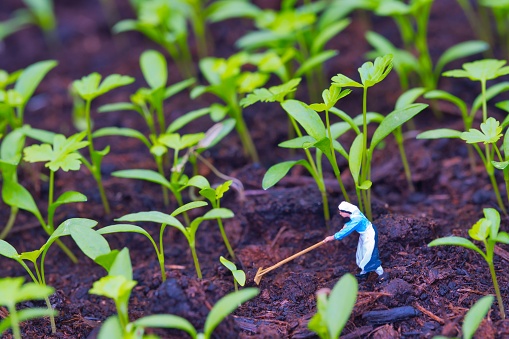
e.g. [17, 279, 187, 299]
[259, 240, 325, 275]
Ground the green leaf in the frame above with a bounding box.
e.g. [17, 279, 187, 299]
[2, 179, 41, 218]
[0, 128, 25, 164]
[134, 314, 197, 338]
[462, 295, 494, 339]
[358, 180, 372, 190]
[23, 132, 88, 172]
[461, 118, 503, 144]
[428, 237, 482, 254]
[468, 219, 490, 241]
[186, 176, 210, 190]
[164, 78, 195, 100]
[331, 74, 362, 88]
[358, 54, 393, 87]
[240, 78, 301, 108]
[443, 59, 509, 81]
[70, 226, 111, 261]
[281, 100, 326, 140]
[159, 133, 205, 151]
[435, 41, 489, 77]
[215, 180, 232, 200]
[371, 103, 428, 149]
[94, 250, 120, 272]
[140, 50, 167, 89]
[89, 275, 137, 301]
[416, 128, 462, 139]
[93, 127, 151, 149]
[207, 0, 262, 22]
[424, 90, 467, 118]
[311, 18, 350, 55]
[483, 208, 500, 240]
[98, 102, 138, 113]
[203, 288, 259, 337]
[295, 50, 338, 77]
[108, 248, 133, 280]
[50, 218, 98, 241]
[167, 108, 211, 133]
[116, 211, 183, 229]
[327, 273, 358, 338]
[0, 240, 19, 259]
[73, 73, 134, 101]
[495, 232, 509, 244]
[395, 88, 425, 109]
[14, 60, 57, 105]
[201, 208, 234, 220]
[262, 160, 308, 189]
[171, 201, 208, 217]
[279, 136, 317, 149]
[220, 256, 237, 272]
[97, 316, 123, 339]
[492, 160, 509, 170]
[232, 270, 246, 286]
[349, 133, 364, 185]
[112, 169, 171, 189]
[199, 188, 216, 203]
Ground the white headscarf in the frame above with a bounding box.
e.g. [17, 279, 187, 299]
[338, 201, 360, 214]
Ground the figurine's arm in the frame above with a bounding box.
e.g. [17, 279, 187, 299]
[324, 219, 360, 242]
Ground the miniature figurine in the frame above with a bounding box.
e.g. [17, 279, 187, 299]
[324, 201, 389, 282]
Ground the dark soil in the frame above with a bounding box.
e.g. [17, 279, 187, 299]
[2, 0, 509, 338]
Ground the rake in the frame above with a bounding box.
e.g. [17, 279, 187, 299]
[254, 240, 326, 285]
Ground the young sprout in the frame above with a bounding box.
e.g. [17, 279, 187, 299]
[93, 248, 258, 339]
[89, 248, 136, 333]
[219, 256, 246, 292]
[332, 54, 426, 219]
[0, 277, 56, 339]
[309, 85, 352, 201]
[461, 117, 508, 213]
[191, 52, 270, 163]
[197, 180, 236, 259]
[429, 208, 509, 319]
[22, 131, 89, 261]
[0, 218, 111, 333]
[210, 1, 349, 100]
[103, 205, 233, 279]
[308, 273, 358, 339]
[0, 60, 57, 130]
[98, 201, 207, 282]
[72, 72, 134, 214]
[365, 3, 488, 92]
[113, 0, 196, 79]
[0, 126, 55, 241]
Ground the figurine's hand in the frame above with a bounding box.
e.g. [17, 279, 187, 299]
[324, 236, 335, 243]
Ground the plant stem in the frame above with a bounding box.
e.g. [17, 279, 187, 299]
[85, 99, 110, 214]
[155, 155, 169, 206]
[217, 218, 235, 259]
[44, 295, 56, 334]
[488, 260, 505, 319]
[326, 110, 350, 201]
[158, 226, 167, 282]
[190, 245, 202, 279]
[289, 115, 330, 227]
[232, 103, 259, 163]
[396, 131, 415, 192]
[8, 304, 21, 339]
[0, 206, 18, 239]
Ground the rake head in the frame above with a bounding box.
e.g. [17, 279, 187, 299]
[254, 267, 264, 285]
